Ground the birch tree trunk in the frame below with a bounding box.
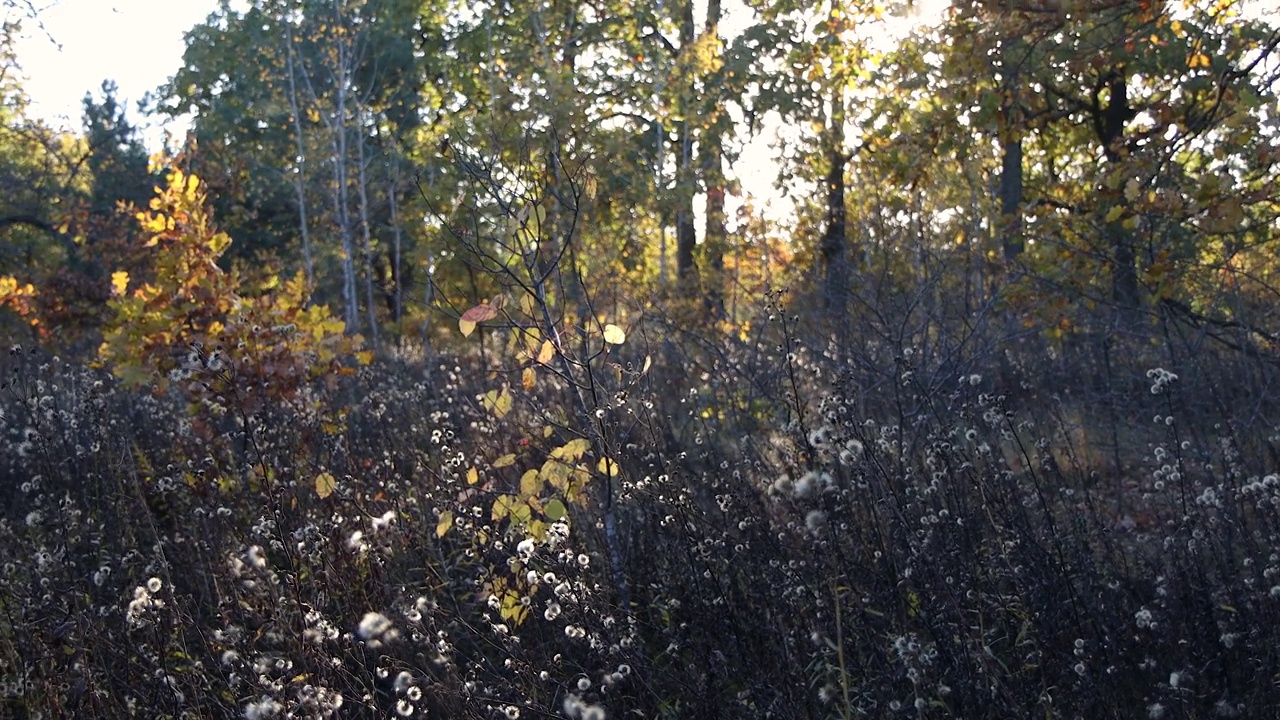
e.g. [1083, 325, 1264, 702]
[284, 27, 315, 288]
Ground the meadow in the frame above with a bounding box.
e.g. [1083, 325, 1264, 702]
[5, 298, 1280, 720]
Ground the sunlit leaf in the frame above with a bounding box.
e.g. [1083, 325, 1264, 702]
[551, 438, 591, 461]
[467, 467, 479, 485]
[494, 453, 517, 468]
[315, 472, 336, 499]
[597, 456, 619, 477]
[537, 339, 555, 364]
[603, 324, 626, 345]
[482, 387, 513, 419]
[436, 510, 453, 538]
[520, 468, 541, 496]
[522, 366, 537, 390]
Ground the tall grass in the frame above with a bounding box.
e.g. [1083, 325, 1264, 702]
[4, 302, 1280, 719]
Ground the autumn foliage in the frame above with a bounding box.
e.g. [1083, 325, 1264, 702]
[97, 168, 368, 410]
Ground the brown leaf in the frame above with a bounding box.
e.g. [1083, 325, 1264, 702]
[461, 303, 499, 323]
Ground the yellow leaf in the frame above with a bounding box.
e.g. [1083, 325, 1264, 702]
[492, 494, 515, 521]
[467, 467, 479, 485]
[315, 472, 336, 499]
[597, 456, 619, 477]
[520, 292, 537, 317]
[523, 327, 542, 355]
[459, 319, 477, 337]
[111, 271, 130, 297]
[603, 324, 626, 345]
[522, 366, 536, 390]
[526, 518, 548, 540]
[551, 438, 591, 461]
[520, 468, 541, 496]
[355, 350, 374, 365]
[540, 458, 569, 489]
[537, 339, 555, 364]
[1105, 205, 1125, 224]
[543, 425, 554, 438]
[494, 453, 517, 468]
[436, 510, 453, 538]
[483, 387, 513, 419]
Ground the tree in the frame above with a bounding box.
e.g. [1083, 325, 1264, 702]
[82, 80, 151, 217]
[164, 0, 446, 345]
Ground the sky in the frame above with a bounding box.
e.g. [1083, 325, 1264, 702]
[12, 0, 226, 145]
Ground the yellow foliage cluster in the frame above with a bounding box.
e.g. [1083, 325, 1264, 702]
[0, 276, 39, 327]
[98, 168, 367, 409]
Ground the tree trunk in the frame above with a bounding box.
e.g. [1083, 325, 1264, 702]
[820, 1, 849, 321]
[674, 0, 698, 291]
[388, 157, 404, 347]
[284, 28, 314, 288]
[820, 85, 848, 318]
[329, 3, 360, 335]
[999, 34, 1025, 261]
[354, 119, 380, 347]
[1095, 71, 1139, 320]
[700, 0, 727, 317]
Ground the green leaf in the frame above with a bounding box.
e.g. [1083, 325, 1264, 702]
[544, 498, 567, 521]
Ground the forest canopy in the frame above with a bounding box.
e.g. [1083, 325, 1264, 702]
[0, 0, 1275, 362]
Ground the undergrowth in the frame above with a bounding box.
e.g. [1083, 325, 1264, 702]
[5, 293, 1280, 720]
